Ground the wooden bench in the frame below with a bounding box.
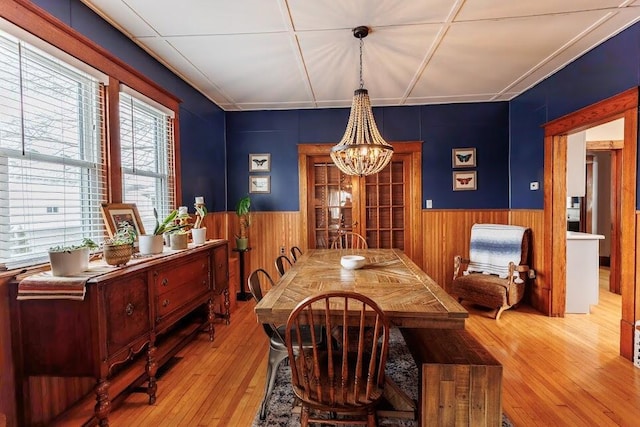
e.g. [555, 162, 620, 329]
[401, 328, 503, 427]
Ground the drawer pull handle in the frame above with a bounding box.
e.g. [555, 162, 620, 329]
[125, 303, 134, 316]
[202, 279, 207, 286]
[162, 278, 169, 287]
[162, 299, 170, 307]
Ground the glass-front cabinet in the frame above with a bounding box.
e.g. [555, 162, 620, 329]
[308, 156, 409, 250]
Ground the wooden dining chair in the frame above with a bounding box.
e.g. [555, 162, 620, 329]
[330, 231, 368, 249]
[285, 290, 390, 427]
[290, 246, 303, 262]
[248, 268, 324, 420]
[274, 254, 293, 277]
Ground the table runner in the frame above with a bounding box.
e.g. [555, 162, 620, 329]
[17, 264, 114, 301]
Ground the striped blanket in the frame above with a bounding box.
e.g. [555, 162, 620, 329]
[465, 224, 526, 282]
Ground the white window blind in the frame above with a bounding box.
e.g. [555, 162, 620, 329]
[120, 91, 176, 235]
[0, 30, 106, 269]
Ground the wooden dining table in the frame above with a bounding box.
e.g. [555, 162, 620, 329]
[255, 248, 468, 329]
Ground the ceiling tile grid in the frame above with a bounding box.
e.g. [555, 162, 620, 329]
[80, 0, 640, 110]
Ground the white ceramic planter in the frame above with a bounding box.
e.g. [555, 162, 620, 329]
[192, 227, 207, 245]
[48, 247, 89, 277]
[139, 234, 164, 255]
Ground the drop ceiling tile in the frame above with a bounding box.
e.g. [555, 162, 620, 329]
[287, 0, 458, 30]
[82, 0, 156, 37]
[139, 37, 234, 107]
[166, 33, 311, 105]
[121, 0, 288, 35]
[412, 10, 611, 99]
[300, 24, 442, 104]
[507, 8, 640, 95]
[456, 0, 625, 21]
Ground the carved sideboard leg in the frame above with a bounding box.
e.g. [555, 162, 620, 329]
[146, 344, 158, 404]
[223, 287, 230, 325]
[95, 378, 111, 426]
[207, 298, 215, 341]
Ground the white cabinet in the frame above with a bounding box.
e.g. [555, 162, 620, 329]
[566, 231, 604, 313]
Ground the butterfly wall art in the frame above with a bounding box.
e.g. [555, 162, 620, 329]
[453, 171, 477, 191]
[249, 153, 271, 172]
[452, 148, 476, 168]
[249, 175, 270, 193]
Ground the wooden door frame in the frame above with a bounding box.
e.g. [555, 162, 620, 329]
[543, 87, 638, 359]
[298, 142, 422, 261]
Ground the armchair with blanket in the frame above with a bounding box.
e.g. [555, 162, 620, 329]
[451, 223, 533, 320]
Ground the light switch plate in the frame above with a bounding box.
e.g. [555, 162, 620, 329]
[426, 199, 433, 209]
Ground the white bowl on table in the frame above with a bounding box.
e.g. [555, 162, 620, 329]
[340, 255, 366, 270]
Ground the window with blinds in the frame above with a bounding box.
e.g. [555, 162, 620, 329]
[0, 29, 106, 268]
[120, 91, 176, 235]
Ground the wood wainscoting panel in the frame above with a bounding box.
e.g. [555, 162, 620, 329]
[421, 210, 509, 291]
[227, 212, 302, 285]
[509, 210, 546, 313]
[202, 212, 230, 242]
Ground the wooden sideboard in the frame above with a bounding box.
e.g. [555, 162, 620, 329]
[10, 240, 230, 426]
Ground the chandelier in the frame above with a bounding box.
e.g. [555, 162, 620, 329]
[330, 26, 393, 177]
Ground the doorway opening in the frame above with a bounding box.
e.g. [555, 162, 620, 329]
[543, 88, 638, 359]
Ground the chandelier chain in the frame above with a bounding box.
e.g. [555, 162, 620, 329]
[359, 37, 364, 89]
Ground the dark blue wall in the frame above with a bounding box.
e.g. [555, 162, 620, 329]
[33, 0, 228, 212]
[510, 23, 640, 209]
[227, 103, 510, 211]
[31, 1, 640, 212]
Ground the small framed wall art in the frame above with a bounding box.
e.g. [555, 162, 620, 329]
[249, 153, 271, 172]
[100, 203, 145, 245]
[249, 175, 271, 193]
[453, 171, 477, 191]
[452, 147, 476, 168]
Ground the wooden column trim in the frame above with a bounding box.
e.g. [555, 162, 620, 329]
[543, 87, 638, 359]
[106, 77, 122, 202]
[544, 88, 637, 136]
[619, 106, 638, 359]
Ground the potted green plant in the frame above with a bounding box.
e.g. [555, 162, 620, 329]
[139, 208, 187, 255]
[103, 221, 136, 266]
[192, 198, 208, 245]
[235, 195, 251, 250]
[48, 238, 98, 277]
[169, 206, 191, 250]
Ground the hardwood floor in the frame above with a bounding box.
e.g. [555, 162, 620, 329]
[108, 270, 640, 426]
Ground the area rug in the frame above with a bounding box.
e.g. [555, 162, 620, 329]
[251, 328, 514, 427]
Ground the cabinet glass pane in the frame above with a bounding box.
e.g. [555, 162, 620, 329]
[366, 185, 378, 206]
[379, 184, 391, 207]
[315, 231, 329, 249]
[393, 230, 404, 249]
[380, 230, 391, 248]
[379, 207, 391, 229]
[314, 164, 328, 184]
[392, 207, 404, 228]
[392, 183, 404, 205]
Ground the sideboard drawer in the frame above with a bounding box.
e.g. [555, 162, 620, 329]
[154, 253, 210, 296]
[155, 279, 209, 320]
